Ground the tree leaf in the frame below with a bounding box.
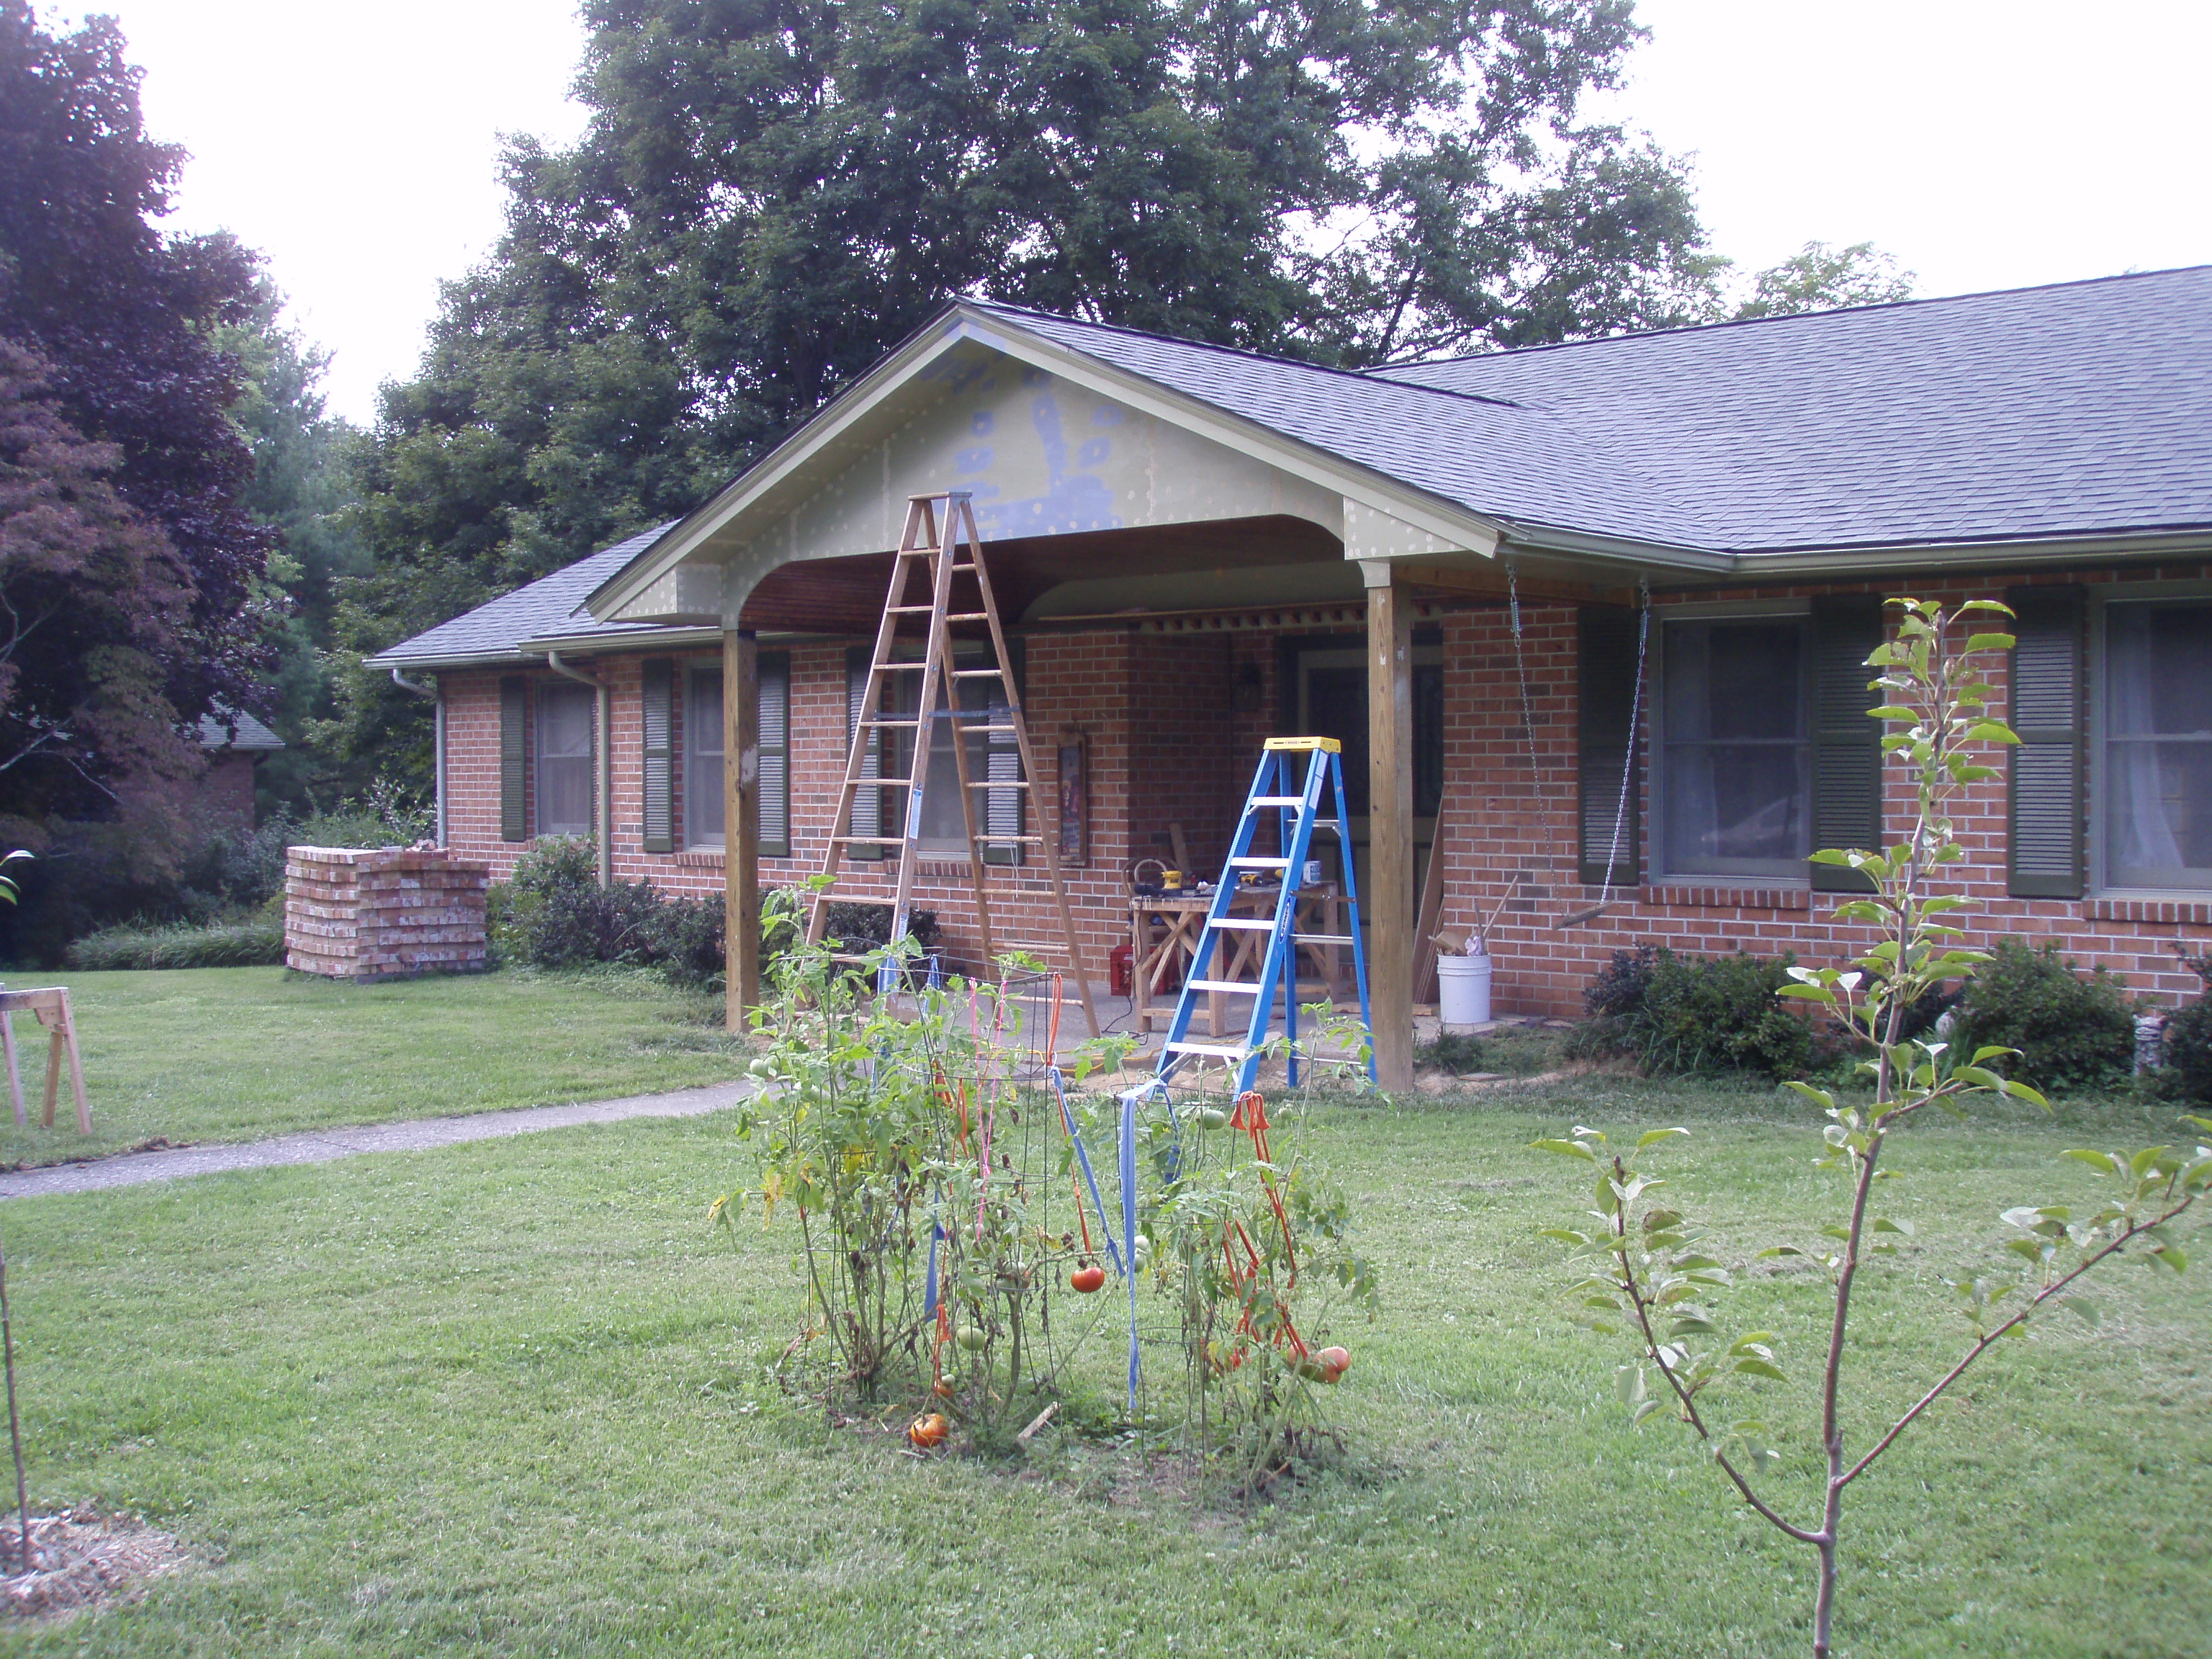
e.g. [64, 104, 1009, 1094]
[1637, 1128, 1691, 1151]
[1530, 1138, 1596, 1161]
[2063, 1148, 2118, 1174]
[1733, 1358, 1787, 1382]
[2060, 1295, 2099, 1328]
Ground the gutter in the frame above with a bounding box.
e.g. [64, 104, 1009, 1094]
[388, 669, 446, 848]
[546, 652, 614, 888]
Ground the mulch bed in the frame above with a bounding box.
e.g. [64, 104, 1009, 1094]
[0, 1506, 189, 1620]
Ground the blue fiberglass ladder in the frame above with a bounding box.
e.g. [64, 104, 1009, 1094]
[1152, 737, 1375, 1095]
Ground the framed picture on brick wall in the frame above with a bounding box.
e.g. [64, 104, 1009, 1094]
[1057, 734, 1087, 866]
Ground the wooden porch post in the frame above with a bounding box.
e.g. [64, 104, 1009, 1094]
[726, 628, 760, 1031]
[1364, 562, 1415, 1092]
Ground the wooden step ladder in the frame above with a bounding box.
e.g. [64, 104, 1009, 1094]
[1151, 737, 1374, 1094]
[806, 492, 1100, 1037]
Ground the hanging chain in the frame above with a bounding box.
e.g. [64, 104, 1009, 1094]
[1596, 575, 1652, 911]
[1507, 564, 1543, 795]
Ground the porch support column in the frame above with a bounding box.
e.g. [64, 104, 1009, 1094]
[725, 627, 760, 1030]
[1362, 561, 1415, 1092]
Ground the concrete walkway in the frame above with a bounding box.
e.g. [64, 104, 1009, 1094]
[0, 1079, 755, 1202]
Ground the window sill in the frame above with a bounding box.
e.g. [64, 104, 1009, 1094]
[673, 849, 724, 867]
[2087, 894, 2212, 925]
[1647, 884, 1812, 912]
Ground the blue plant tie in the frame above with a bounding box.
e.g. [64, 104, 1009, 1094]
[924, 1215, 944, 1319]
[1048, 1069, 1123, 1276]
[1118, 1087, 1141, 1410]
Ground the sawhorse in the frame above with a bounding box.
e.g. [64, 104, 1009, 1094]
[0, 987, 90, 1133]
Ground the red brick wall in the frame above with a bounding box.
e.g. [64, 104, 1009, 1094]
[434, 563, 2212, 1017]
[192, 752, 259, 829]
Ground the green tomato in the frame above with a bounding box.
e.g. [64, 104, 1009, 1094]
[1196, 1107, 1229, 1130]
[956, 1325, 989, 1354]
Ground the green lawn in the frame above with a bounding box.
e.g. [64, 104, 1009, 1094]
[0, 1072, 2203, 1655]
[0, 967, 746, 1166]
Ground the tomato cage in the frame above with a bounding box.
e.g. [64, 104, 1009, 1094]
[735, 956, 1374, 1460]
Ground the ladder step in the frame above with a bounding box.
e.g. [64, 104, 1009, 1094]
[840, 774, 915, 790]
[886, 605, 935, 613]
[975, 835, 1043, 845]
[820, 894, 900, 906]
[963, 778, 1031, 789]
[1184, 979, 1260, 995]
[945, 612, 990, 622]
[1229, 857, 1290, 869]
[1246, 796, 1306, 809]
[950, 667, 1007, 678]
[861, 718, 921, 728]
[1164, 1042, 1251, 1060]
[1294, 932, 1357, 946]
[830, 837, 907, 848]
[873, 662, 930, 671]
[1208, 918, 1274, 931]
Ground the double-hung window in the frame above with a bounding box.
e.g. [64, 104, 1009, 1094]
[535, 681, 596, 837]
[2102, 599, 2212, 890]
[685, 667, 725, 848]
[1656, 616, 1814, 880]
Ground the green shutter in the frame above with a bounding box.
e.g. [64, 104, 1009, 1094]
[2007, 586, 2084, 898]
[499, 677, 529, 842]
[845, 647, 886, 859]
[641, 659, 675, 853]
[1577, 606, 1640, 888]
[1809, 595, 1886, 891]
[758, 652, 791, 859]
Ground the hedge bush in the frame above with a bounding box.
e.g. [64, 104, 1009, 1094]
[1568, 944, 1815, 1081]
[64, 918, 285, 971]
[1956, 938, 2136, 1097]
[2149, 948, 2212, 1105]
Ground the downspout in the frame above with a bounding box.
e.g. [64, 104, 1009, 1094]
[389, 668, 446, 847]
[547, 652, 613, 887]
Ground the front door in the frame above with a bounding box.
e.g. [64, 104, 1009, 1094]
[1293, 641, 1443, 946]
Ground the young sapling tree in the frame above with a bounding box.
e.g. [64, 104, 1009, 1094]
[1536, 600, 2211, 1656]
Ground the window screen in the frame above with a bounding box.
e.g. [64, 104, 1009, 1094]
[2105, 601, 2212, 890]
[536, 681, 595, 837]
[687, 667, 724, 847]
[1659, 619, 1812, 879]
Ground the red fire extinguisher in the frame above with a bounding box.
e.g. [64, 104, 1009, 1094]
[1109, 942, 1133, 997]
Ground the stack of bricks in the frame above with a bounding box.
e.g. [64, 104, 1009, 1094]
[284, 845, 491, 981]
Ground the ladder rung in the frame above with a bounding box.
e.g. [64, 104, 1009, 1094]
[820, 894, 899, 905]
[1294, 932, 1357, 946]
[1164, 1042, 1249, 1060]
[964, 779, 1031, 789]
[862, 718, 921, 728]
[951, 667, 1007, 678]
[1184, 979, 1260, 995]
[945, 612, 989, 621]
[1246, 796, 1305, 809]
[829, 836, 907, 848]
[975, 835, 1043, 845]
[875, 662, 930, 671]
[957, 723, 1018, 734]
[1229, 857, 1290, 868]
[1209, 918, 1274, 931]
[886, 605, 935, 613]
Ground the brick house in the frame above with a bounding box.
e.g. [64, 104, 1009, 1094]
[371, 268, 2212, 1088]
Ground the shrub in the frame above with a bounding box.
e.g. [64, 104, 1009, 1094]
[1568, 945, 1813, 1080]
[1955, 938, 2136, 1097]
[64, 918, 285, 971]
[2151, 948, 2212, 1104]
[820, 900, 942, 956]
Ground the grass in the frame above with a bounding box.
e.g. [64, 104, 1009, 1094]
[0, 966, 746, 1166]
[0, 1061, 2203, 1655]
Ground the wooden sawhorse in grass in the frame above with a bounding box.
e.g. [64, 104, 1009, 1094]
[0, 987, 90, 1133]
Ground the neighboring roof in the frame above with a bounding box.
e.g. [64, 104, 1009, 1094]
[369, 524, 685, 667]
[197, 708, 283, 751]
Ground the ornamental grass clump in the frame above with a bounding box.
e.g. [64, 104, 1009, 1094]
[1536, 598, 2211, 1658]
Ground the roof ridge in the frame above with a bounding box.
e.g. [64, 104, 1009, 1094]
[1383, 263, 2212, 372]
[959, 298, 1532, 412]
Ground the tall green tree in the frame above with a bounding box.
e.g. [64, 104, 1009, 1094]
[215, 277, 371, 814]
[341, 0, 1717, 786]
[1726, 240, 1915, 321]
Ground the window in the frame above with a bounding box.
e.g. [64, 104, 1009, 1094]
[686, 667, 724, 848]
[535, 680, 595, 837]
[1658, 617, 1812, 879]
[2103, 600, 2212, 890]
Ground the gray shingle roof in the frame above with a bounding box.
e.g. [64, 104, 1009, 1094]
[387, 268, 2212, 665]
[1375, 266, 2212, 553]
[196, 708, 282, 750]
[370, 524, 683, 667]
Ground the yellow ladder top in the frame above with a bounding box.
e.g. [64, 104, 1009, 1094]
[1263, 736, 1341, 753]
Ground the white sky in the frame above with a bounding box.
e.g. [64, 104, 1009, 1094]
[71, 0, 2212, 426]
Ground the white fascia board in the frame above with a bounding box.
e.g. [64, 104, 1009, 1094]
[588, 304, 1526, 622]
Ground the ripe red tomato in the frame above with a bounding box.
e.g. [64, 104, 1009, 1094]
[1316, 1346, 1352, 1383]
[932, 1378, 955, 1399]
[909, 1412, 950, 1449]
[1069, 1263, 1107, 1294]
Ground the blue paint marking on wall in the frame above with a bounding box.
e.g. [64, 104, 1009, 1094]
[956, 446, 994, 474]
[971, 409, 994, 435]
[974, 377, 1123, 540]
[1090, 405, 1124, 426]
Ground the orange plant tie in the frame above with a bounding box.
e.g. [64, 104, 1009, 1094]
[1070, 1169, 1095, 1256]
[1047, 972, 1064, 1071]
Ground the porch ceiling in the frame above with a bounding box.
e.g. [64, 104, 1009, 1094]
[737, 513, 1348, 634]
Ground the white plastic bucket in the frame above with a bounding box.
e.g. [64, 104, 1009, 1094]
[1437, 951, 1493, 1028]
